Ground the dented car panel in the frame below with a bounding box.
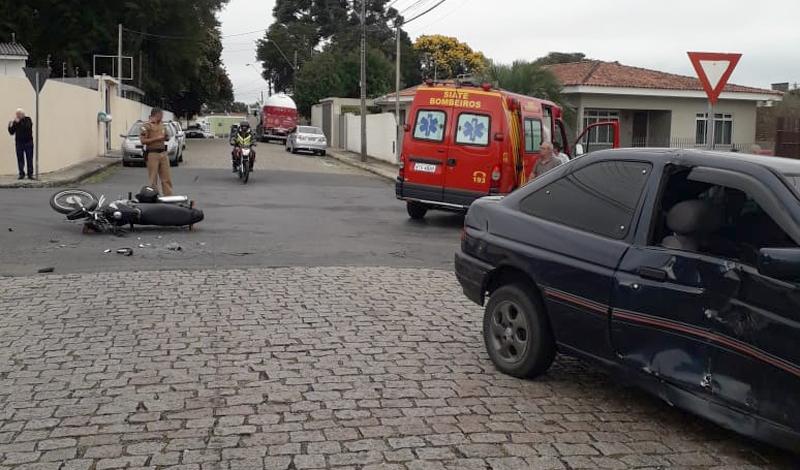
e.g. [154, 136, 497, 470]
[456, 148, 800, 452]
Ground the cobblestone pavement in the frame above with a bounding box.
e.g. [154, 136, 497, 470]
[0, 267, 795, 469]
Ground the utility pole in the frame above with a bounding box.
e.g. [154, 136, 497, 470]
[61, 62, 66, 78]
[293, 49, 298, 93]
[395, 21, 402, 163]
[359, 0, 367, 162]
[138, 52, 143, 89]
[117, 24, 123, 96]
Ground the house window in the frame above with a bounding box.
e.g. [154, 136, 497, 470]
[695, 113, 733, 145]
[583, 110, 620, 144]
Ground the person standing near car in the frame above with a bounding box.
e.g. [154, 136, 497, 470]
[7, 108, 34, 180]
[533, 142, 563, 178]
[139, 108, 173, 196]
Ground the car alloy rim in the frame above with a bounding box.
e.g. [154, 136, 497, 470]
[489, 300, 530, 365]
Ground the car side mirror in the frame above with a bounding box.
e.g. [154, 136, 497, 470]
[758, 248, 800, 282]
[574, 143, 585, 157]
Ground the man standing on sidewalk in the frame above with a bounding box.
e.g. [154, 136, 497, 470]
[7, 108, 34, 180]
[139, 108, 173, 196]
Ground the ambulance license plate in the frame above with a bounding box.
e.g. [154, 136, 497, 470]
[413, 162, 437, 173]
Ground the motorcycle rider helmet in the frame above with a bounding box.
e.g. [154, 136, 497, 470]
[238, 121, 251, 134]
[136, 185, 160, 203]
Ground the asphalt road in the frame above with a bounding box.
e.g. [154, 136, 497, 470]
[0, 139, 463, 276]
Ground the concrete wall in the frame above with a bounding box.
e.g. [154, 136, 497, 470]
[311, 104, 323, 131]
[344, 112, 398, 164]
[569, 93, 758, 146]
[0, 57, 26, 78]
[1, 76, 174, 176]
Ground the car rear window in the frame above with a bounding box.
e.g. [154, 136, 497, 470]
[520, 160, 652, 239]
[413, 110, 446, 142]
[455, 113, 490, 146]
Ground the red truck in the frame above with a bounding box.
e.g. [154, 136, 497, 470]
[257, 93, 298, 143]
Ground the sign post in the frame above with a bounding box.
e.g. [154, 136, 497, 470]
[23, 67, 49, 180]
[687, 52, 741, 150]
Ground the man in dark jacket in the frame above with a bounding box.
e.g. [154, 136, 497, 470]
[7, 108, 34, 180]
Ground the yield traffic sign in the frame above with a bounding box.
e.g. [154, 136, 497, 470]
[687, 52, 742, 105]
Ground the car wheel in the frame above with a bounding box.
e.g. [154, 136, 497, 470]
[483, 283, 555, 379]
[320, 150, 326, 156]
[122, 160, 130, 167]
[291, 144, 298, 154]
[406, 201, 428, 220]
[170, 158, 178, 167]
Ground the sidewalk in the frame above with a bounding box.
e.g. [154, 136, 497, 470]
[326, 149, 397, 182]
[0, 155, 120, 188]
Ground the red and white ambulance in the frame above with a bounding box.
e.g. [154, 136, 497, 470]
[395, 81, 619, 219]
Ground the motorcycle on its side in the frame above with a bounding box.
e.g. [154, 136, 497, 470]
[49, 186, 204, 234]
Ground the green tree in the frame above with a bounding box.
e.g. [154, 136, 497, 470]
[0, 0, 234, 118]
[535, 52, 586, 65]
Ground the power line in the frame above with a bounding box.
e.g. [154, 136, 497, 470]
[406, 0, 468, 32]
[404, 0, 449, 24]
[122, 26, 267, 41]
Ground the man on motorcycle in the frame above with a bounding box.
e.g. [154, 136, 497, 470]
[231, 121, 255, 173]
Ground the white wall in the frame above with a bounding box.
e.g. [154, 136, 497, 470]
[311, 104, 323, 130]
[344, 112, 398, 164]
[0, 57, 26, 78]
[0, 76, 175, 175]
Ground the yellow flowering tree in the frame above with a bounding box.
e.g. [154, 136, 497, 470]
[413, 35, 488, 80]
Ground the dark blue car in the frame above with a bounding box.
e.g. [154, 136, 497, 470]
[455, 148, 800, 451]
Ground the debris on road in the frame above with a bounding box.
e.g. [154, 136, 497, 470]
[166, 242, 183, 251]
[37, 267, 54, 273]
[116, 248, 133, 256]
[103, 249, 112, 253]
[7, 228, 12, 232]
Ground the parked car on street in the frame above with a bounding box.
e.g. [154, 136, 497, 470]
[455, 148, 800, 452]
[121, 120, 182, 167]
[286, 126, 327, 156]
[166, 121, 186, 162]
[185, 126, 213, 139]
[395, 80, 619, 220]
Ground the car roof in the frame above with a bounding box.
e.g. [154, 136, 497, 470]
[590, 148, 800, 175]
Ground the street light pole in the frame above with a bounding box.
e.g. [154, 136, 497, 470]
[359, 0, 367, 162]
[395, 22, 401, 163]
[117, 24, 123, 97]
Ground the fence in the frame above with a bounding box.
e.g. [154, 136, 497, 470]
[0, 75, 174, 176]
[667, 137, 774, 154]
[775, 117, 800, 159]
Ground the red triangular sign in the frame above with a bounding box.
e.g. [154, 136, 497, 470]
[687, 52, 742, 105]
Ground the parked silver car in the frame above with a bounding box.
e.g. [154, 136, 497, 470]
[286, 126, 327, 156]
[121, 120, 181, 167]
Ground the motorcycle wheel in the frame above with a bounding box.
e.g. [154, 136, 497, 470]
[242, 158, 250, 184]
[49, 189, 99, 214]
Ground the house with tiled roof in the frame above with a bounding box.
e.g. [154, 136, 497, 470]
[0, 42, 29, 78]
[544, 60, 782, 150]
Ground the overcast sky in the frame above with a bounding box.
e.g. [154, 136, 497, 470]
[219, 0, 800, 103]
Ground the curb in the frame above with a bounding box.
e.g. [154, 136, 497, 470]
[326, 150, 397, 182]
[0, 158, 120, 189]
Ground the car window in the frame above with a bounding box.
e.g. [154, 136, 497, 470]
[413, 109, 446, 142]
[520, 160, 652, 239]
[128, 122, 144, 137]
[299, 126, 322, 134]
[524, 118, 543, 153]
[455, 113, 490, 146]
[651, 169, 798, 265]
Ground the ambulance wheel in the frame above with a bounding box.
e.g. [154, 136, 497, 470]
[406, 202, 428, 220]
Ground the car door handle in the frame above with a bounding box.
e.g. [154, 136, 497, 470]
[446, 158, 457, 166]
[637, 266, 667, 282]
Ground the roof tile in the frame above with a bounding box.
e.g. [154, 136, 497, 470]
[0, 42, 29, 57]
[544, 60, 780, 95]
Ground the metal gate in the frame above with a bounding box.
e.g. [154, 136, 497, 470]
[322, 102, 332, 144]
[776, 117, 800, 159]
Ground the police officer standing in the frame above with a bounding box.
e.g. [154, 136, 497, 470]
[139, 108, 174, 196]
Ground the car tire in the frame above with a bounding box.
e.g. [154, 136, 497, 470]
[483, 283, 556, 379]
[170, 158, 178, 167]
[291, 144, 298, 154]
[122, 160, 130, 167]
[406, 201, 428, 220]
[320, 150, 327, 156]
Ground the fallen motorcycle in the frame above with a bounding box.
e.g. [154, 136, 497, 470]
[49, 186, 204, 234]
